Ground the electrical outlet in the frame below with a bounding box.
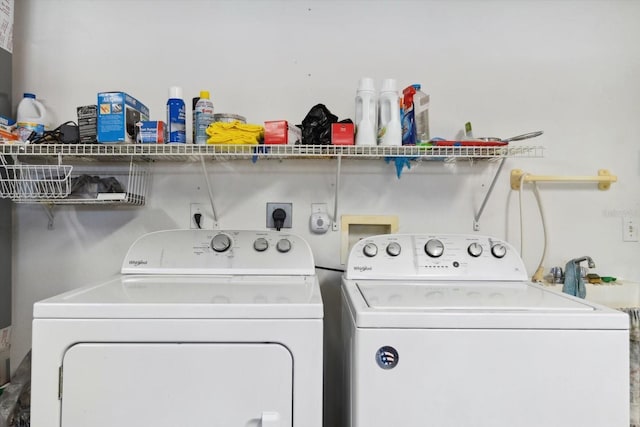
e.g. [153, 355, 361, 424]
[623, 216, 639, 242]
[190, 203, 204, 229]
[266, 202, 292, 229]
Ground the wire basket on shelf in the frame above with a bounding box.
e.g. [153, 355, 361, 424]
[0, 155, 73, 200]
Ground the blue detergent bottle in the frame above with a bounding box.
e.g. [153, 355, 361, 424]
[166, 86, 186, 143]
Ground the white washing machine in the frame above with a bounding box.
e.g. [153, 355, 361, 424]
[31, 229, 323, 427]
[342, 234, 629, 427]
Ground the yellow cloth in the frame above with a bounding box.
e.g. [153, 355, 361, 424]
[205, 121, 263, 145]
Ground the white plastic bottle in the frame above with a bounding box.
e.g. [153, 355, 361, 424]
[355, 77, 377, 146]
[16, 93, 47, 142]
[412, 84, 430, 143]
[194, 90, 214, 145]
[377, 79, 402, 146]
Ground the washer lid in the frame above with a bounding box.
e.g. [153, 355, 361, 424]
[359, 281, 593, 311]
[345, 280, 628, 329]
[34, 274, 323, 319]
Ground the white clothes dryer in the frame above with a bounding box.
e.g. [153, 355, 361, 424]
[342, 234, 629, 427]
[31, 229, 323, 427]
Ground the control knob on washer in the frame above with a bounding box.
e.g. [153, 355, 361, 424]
[363, 242, 378, 257]
[386, 242, 401, 257]
[424, 239, 444, 258]
[491, 243, 507, 258]
[211, 233, 232, 252]
[253, 237, 269, 252]
[276, 238, 292, 253]
[467, 242, 483, 257]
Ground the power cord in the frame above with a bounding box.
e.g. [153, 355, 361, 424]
[29, 121, 79, 144]
[272, 208, 287, 231]
[518, 172, 549, 283]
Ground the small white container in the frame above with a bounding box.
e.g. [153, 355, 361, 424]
[355, 77, 377, 146]
[16, 93, 47, 142]
[377, 79, 402, 146]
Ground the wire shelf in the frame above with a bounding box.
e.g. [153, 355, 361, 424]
[0, 143, 544, 162]
[0, 156, 148, 205]
[0, 157, 73, 200]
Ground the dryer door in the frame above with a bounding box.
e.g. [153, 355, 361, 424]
[60, 343, 292, 427]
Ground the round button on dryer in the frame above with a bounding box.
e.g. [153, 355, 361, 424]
[211, 233, 232, 253]
[276, 238, 292, 253]
[363, 242, 378, 257]
[253, 237, 269, 252]
[491, 243, 507, 258]
[386, 242, 401, 257]
[424, 239, 444, 258]
[467, 242, 483, 257]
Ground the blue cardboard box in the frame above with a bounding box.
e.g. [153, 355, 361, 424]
[136, 121, 165, 143]
[97, 92, 149, 143]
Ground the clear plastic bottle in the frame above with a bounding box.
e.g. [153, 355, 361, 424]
[355, 78, 377, 146]
[194, 91, 214, 145]
[412, 84, 430, 143]
[377, 79, 402, 146]
[16, 93, 47, 142]
[166, 86, 186, 143]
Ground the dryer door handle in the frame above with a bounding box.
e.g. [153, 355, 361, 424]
[261, 411, 280, 427]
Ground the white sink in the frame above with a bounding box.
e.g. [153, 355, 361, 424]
[544, 280, 640, 309]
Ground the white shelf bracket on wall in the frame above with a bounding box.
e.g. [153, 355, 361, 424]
[473, 157, 507, 231]
[43, 204, 55, 230]
[332, 155, 341, 231]
[510, 169, 618, 191]
[200, 156, 220, 229]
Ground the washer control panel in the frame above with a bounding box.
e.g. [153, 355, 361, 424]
[122, 230, 314, 275]
[345, 234, 527, 281]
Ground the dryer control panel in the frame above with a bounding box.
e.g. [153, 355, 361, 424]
[345, 234, 528, 281]
[122, 230, 315, 275]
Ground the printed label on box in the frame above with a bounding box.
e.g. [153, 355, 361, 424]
[97, 92, 149, 143]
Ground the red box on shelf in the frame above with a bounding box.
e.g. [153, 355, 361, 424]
[264, 120, 288, 145]
[331, 123, 354, 145]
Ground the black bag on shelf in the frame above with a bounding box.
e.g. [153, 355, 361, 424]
[300, 104, 338, 145]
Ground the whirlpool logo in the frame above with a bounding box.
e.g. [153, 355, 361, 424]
[128, 259, 148, 266]
[376, 346, 399, 370]
[353, 265, 372, 272]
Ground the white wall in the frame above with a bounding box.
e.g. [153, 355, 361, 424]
[9, 1, 640, 425]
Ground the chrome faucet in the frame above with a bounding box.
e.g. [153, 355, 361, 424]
[570, 256, 595, 269]
[563, 256, 595, 299]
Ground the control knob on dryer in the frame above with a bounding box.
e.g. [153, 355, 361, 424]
[363, 242, 378, 257]
[491, 243, 507, 258]
[276, 238, 292, 253]
[386, 242, 401, 257]
[424, 239, 444, 258]
[253, 237, 269, 252]
[211, 233, 232, 252]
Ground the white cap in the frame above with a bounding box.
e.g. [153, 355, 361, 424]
[380, 78, 397, 93]
[169, 86, 183, 99]
[357, 77, 375, 92]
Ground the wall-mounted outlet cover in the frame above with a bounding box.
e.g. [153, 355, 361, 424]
[340, 215, 399, 264]
[266, 202, 293, 229]
[623, 216, 639, 242]
[310, 203, 330, 234]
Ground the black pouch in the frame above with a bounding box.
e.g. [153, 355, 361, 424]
[300, 104, 338, 145]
